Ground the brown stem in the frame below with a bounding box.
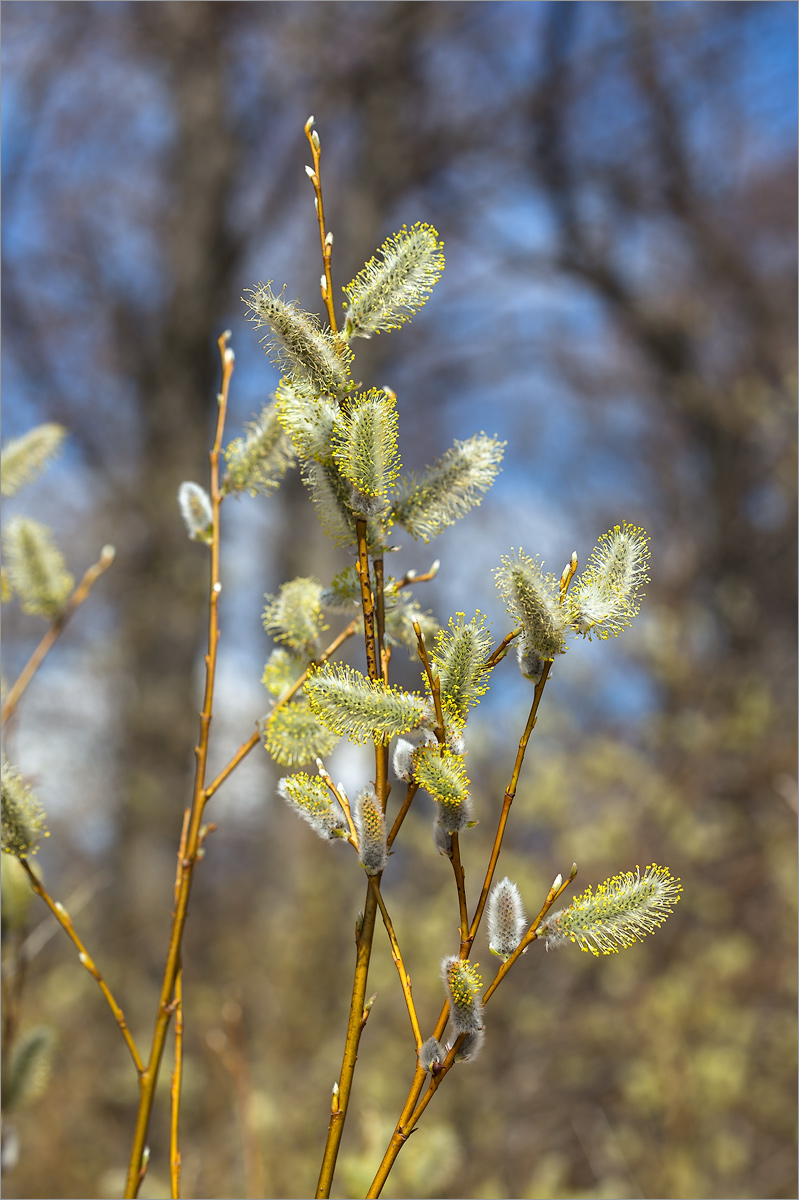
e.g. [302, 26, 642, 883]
[413, 621, 444, 740]
[1, 546, 115, 727]
[124, 332, 233, 1198]
[387, 783, 419, 850]
[449, 833, 470, 951]
[169, 968, 184, 1200]
[369, 877, 422, 1051]
[18, 858, 143, 1075]
[367, 666, 553, 1196]
[304, 117, 338, 333]
[315, 879, 379, 1198]
[465, 662, 551, 950]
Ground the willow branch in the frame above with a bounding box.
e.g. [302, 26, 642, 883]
[465, 662, 552, 950]
[204, 617, 359, 802]
[1, 546, 115, 727]
[369, 877, 422, 1051]
[19, 858, 143, 1075]
[169, 968, 184, 1200]
[387, 783, 419, 850]
[124, 332, 233, 1199]
[304, 116, 338, 332]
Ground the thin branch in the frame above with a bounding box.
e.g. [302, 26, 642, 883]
[387, 783, 419, 850]
[367, 665, 554, 1196]
[169, 968, 184, 1200]
[369, 877, 423, 1051]
[1, 545, 115, 727]
[304, 116, 338, 332]
[466, 662, 552, 949]
[449, 833, 470, 951]
[413, 621, 444, 740]
[19, 858, 143, 1076]
[204, 617, 359, 803]
[124, 331, 233, 1199]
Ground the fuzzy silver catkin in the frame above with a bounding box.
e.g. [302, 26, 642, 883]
[353, 787, 387, 875]
[178, 482, 213, 543]
[342, 223, 445, 339]
[454, 1026, 485, 1062]
[487, 877, 527, 961]
[2, 516, 74, 618]
[418, 1036, 444, 1073]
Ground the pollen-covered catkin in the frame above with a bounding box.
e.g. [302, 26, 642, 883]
[537, 864, 681, 956]
[442, 956, 484, 1035]
[353, 787, 387, 875]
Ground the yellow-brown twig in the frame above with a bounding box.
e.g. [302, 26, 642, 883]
[387, 783, 419, 850]
[369, 877, 422, 1051]
[449, 833, 470, 951]
[366, 664, 554, 1197]
[465, 662, 552, 950]
[18, 858, 143, 1076]
[124, 332, 233, 1199]
[1, 546, 115, 727]
[315, 878, 379, 1199]
[304, 116, 338, 333]
[204, 617, 360, 803]
[316, 518, 387, 1199]
[169, 968, 183, 1200]
[413, 621, 445, 740]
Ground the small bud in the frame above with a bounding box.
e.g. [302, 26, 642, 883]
[551, 873, 563, 893]
[305, 114, 315, 130]
[305, 164, 316, 179]
[516, 639, 545, 684]
[100, 545, 116, 565]
[311, 130, 320, 151]
[178, 482, 213, 545]
[325, 231, 333, 247]
[419, 1036, 444, 1073]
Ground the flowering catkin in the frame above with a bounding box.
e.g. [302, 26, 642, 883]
[537, 864, 681, 956]
[566, 523, 651, 640]
[494, 550, 567, 660]
[1, 756, 49, 858]
[441, 956, 484, 1035]
[353, 787, 387, 875]
[342, 223, 445, 339]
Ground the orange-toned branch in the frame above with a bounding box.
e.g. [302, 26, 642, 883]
[1, 546, 115, 727]
[124, 332, 233, 1199]
[19, 858, 143, 1076]
[369, 877, 422, 1051]
[304, 116, 338, 332]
